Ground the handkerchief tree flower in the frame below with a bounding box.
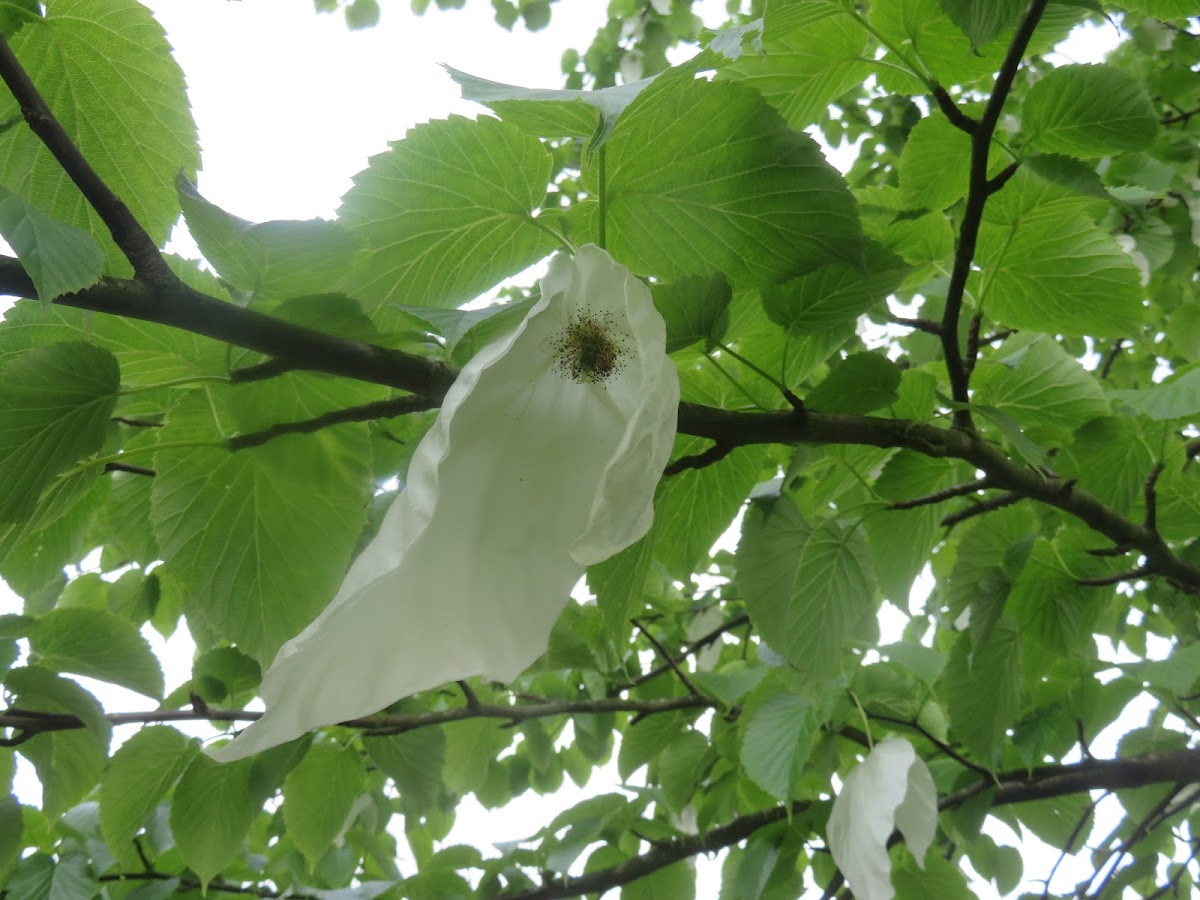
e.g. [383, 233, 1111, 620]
[210, 245, 679, 761]
[1, 2, 1199, 899]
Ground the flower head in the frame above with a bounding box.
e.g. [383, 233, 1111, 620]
[210, 244, 679, 761]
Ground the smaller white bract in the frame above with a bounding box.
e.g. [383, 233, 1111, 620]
[210, 244, 679, 762]
[826, 736, 938, 900]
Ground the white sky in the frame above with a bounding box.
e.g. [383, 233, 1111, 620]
[3, 2, 1177, 897]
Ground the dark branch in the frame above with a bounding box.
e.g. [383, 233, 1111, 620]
[889, 477, 991, 510]
[940, 0, 1051, 429]
[0, 36, 173, 284]
[507, 747, 1200, 900]
[618, 613, 751, 693]
[103, 461, 156, 477]
[940, 491, 1024, 529]
[1144, 461, 1164, 534]
[632, 619, 705, 700]
[888, 314, 942, 336]
[0, 694, 713, 744]
[663, 440, 735, 475]
[931, 85, 977, 133]
[1100, 339, 1126, 380]
[228, 395, 436, 451]
[99, 871, 315, 899]
[1077, 566, 1151, 588]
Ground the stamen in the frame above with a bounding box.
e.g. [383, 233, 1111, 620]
[549, 310, 627, 384]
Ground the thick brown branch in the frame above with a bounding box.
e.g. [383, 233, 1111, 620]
[1, 251, 1195, 591]
[0, 37, 173, 284]
[506, 747, 1200, 900]
[0, 258, 457, 400]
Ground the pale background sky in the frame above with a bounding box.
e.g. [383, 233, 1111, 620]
[2, 1, 1174, 896]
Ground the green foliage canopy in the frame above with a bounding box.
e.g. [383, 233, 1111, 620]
[0, 0, 1198, 898]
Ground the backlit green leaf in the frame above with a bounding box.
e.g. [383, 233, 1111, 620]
[738, 498, 874, 680]
[0, 342, 119, 524]
[0, 0, 199, 270]
[100, 726, 197, 857]
[29, 607, 163, 699]
[1024, 64, 1159, 158]
[601, 73, 861, 287]
[337, 115, 557, 311]
[0, 186, 103, 303]
[283, 742, 368, 867]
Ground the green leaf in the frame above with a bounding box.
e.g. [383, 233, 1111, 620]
[0, 187, 103, 303]
[601, 73, 862, 287]
[170, 753, 261, 889]
[1136, 642, 1200, 695]
[654, 438, 764, 580]
[0, 0, 199, 270]
[805, 352, 902, 415]
[763, 0, 850, 39]
[725, 13, 871, 131]
[587, 526, 656, 639]
[29, 607, 164, 699]
[191, 647, 261, 706]
[740, 693, 820, 802]
[658, 730, 710, 813]
[1024, 64, 1159, 158]
[4, 667, 110, 819]
[337, 115, 557, 310]
[868, 451, 970, 604]
[972, 334, 1109, 439]
[0, 794, 21, 879]
[1007, 539, 1102, 655]
[760, 257, 901, 335]
[0, 470, 107, 602]
[446, 65, 651, 143]
[936, 0, 1024, 49]
[942, 623, 1022, 764]
[99, 726, 197, 858]
[177, 177, 360, 300]
[651, 273, 732, 353]
[151, 391, 371, 664]
[618, 713, 687, 781]
[1112, 368, 1200, 421]
[364, 727, 446, 815]
[738, 498, 875, 680]
[283, 742, 368, 867]
[977, 206, 1142, 338]
[622, 861, 695, 900]
[893, 851, 974, 899]
[0, 342, 119, 524]
[1057, 416, 1156, 515]
[899, 115, 975, 211]
[947, 504, 1036, 649]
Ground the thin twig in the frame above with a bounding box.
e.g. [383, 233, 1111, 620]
[228, 396, 436, 451]
[888, 314, 942, 336]
[865, 711, 991, 778]
[98, 872, 316, 899]
[889, 477, 991, 510]
[619, 613, 751, 693]
[112, 417, 163, 428]
[1077, 567, 1151, 587]
[940, 491, 1024, 528]
[1040, 793, 1104, 898]
[228, 357, 299, 384]
[632, 620, 705, 700]
[1144, 461, 1164, 534]
[103, 461, 156, 477]
[1100, 339, 1126, 380]
[1087, 784, 1184, 898]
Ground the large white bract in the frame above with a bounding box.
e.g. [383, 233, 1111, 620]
[826, 736, 938, 900]
[210, 244, 679, 762]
